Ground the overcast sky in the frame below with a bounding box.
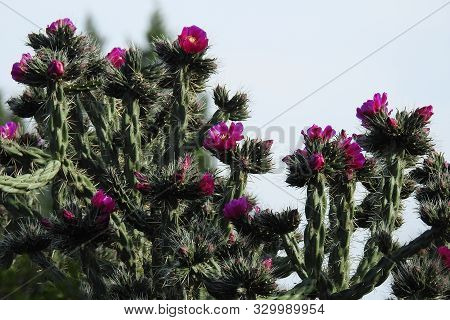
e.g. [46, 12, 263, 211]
[1, 0, 449, 299]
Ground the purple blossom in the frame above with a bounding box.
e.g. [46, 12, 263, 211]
[199, 173, 215, 195]
[11, 53, 32, 82]
[308, 153, 325, 171]
[91, 189, 116, 214]
[47, 60, 64, 78]
[223, 196, 252, 220]
[46, 18, 76, 34]
[437, 246, 450, 269]
[203, 122, 244, 151]
[338, 131, 366, 172]
[415, 105, 433, 122]
[106, 47, 127, 69]
[356, 92, 388, 123]
[0, 122, 19, 140]
[178, 25, 209, 54]
[303, 124, 335, 141]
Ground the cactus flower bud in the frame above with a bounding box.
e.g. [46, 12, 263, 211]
[0, 122, 19, 140]
[175, 154, 192, 182]
[308, 153, 325, 171]
[134, 172, 150, 191]
[91, 189, 116, 214]
[437, 246, 450, 269]
[415, 105, 433, 122]
[62, 209, 75, 221]
[178, 25, 208, 54]
[223, 196, 252, 220]
[262, 140, 273, 151]
[11, 53, 32, 82]
[40, 218, 53, 229]
[46, 18, 76, 34]
[204, 122, 244, 151]
[303, 124, 335, 141]
[106, 47, 127, 69]
[178, 246, 189, 256]
[387, 117, 398, 128]
[199, 172, 215, 195]
[262, 258, 273, 270]
[47, 60, 65, 78]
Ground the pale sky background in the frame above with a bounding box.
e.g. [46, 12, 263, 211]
[1, 0, 449, 299]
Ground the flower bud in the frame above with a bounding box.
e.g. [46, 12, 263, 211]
[47, 60, 64, 78]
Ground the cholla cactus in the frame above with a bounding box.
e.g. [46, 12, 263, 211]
[0, 19, 448, 300]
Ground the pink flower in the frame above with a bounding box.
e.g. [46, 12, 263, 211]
[47, 60, 64, 78]
[106, 47, 127, 69]
[387, 117, 398, 128]
[91, 189, 116, 214]
[262, 258, 273, 270]
[437, 246, 450, 269]
[62, 209, 75, 221]
[303, 124, 335, 141]
[308, 153, 325, 171]
[199, 172, 215, 195]
[0, 122, 19, 140]
[178, 25, 209, 54]
[356, 92, 388, 123]
[223, 196, 252, 220]
[338, 131, 366, 171]
[203, 122, 244, 151]
[415, 105, 433, 122]
[11, 53, 32, 82]
[46, 18, 76, 34]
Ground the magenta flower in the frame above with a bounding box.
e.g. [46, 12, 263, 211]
[46, 18, 76, 34]
[91, 189, 116, 214]
[178, 25, 208, 54]
[338, 131, 366, 171]
[0, 122, 19, 140]
[223, 196, 252, 220]
[356, 92, 388, 123]
[415, 105, 433, 122]
[199, 172, 215, 195]
[303, 124, 336, 141]
[106, 47, 127, 69]
[262, 258, 273, 270]
[11, 53, 32, 82]
[309, 153, 325, 171]
[437, 246, 450, 269]
[47, 60, 64, 78]
[203, 122, 244, 151]
[62, 209, 75, 221]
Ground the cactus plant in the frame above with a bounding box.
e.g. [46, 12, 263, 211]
[0, 18, 448, 300]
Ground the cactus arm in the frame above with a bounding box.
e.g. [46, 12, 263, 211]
[47, 84, 69, 162]
[28, 251, 67, 282]
[0, 160, 61, 194]
[281, 233, 308, 280]
[122, 94, 142, 190]
[351, 155, 404, 284]
[170, 66, 189, 161]
[332, 227, 441, 299]
[273, 279, 317, 300]
[80, 247, 107, 299]
[328, 181, 356, 291]
[0, 140, 50, 167]
[304, 173, 327, 282]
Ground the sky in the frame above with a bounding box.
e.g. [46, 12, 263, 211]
[1, 0, 449, 299]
